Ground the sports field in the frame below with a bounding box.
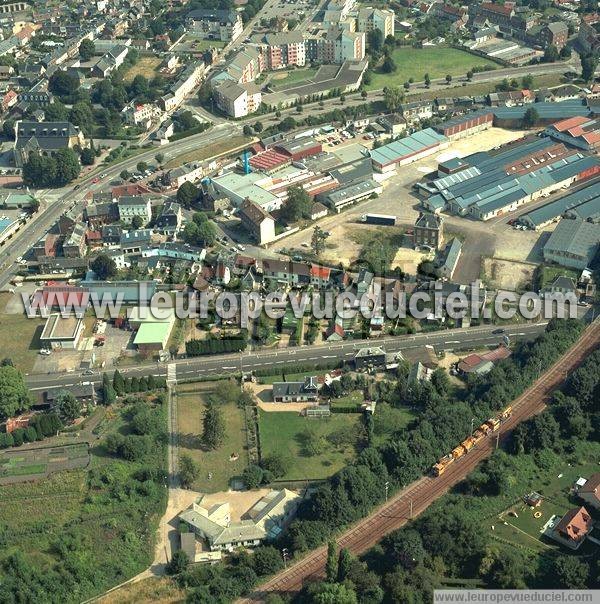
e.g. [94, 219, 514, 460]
[366, 47, 498, 90]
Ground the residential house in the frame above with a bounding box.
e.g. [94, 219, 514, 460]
[63, 223, 87, 258]
[414, 212, 444, 250]
[117, 196, 152, 226]
[155, 201, 182, 236]
[238, 199, 276, 245]
[550, 506, 593, 550]
[578, 473, 600, 510]
[272, 376, 318, 403]
[186, 9, 243, 42]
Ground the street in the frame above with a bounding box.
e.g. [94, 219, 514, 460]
[25, 321, 547, 391]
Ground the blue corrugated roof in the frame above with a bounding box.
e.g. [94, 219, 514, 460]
[493, 100, 591, 121]
[370, 128, 446, 166]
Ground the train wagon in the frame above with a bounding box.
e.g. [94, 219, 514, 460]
[461, 436, 477, 454]
[451, 445, 465, 459]
[500, 406, 513, 421]
[485, 417, 501, 432]
[432, 455, 454, 477]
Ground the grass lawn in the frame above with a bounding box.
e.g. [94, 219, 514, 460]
[258, 411, 362, 480]
[176, 388, 248, 492]
[539, 265, 580, 289]
[164, 136, 252, 169]
[269, 67, 318, 90]
[372, 403, 418, 446]
[0, 293, 46, 372]
[187, 37, 226, 51]
[365, 47, 499, 90]
[123, 56, 163, 82]
[97, 577, 185, 604]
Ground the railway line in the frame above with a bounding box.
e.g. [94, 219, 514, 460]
[240, 319, 600, 602]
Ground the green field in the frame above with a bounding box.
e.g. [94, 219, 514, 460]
[365, 47, 498, 90]
[269, 67, 318, 90]
[0, 396, 167, 602]
[187, 37, 227, 51]
[176, 388, 248, 492]
[258, 411, 362, 480]
[0, 293, 46, 372]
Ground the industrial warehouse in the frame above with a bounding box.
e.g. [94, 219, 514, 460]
[418, 136, 600, 221]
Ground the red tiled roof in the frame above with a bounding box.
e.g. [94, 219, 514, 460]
[481, 1, 513, 16]
[310, 264, 330, 280]
[552, 116, 590, 132]
[555, 507, 592, 542]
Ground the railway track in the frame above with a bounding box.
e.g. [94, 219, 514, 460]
[239, 320, 600, 602]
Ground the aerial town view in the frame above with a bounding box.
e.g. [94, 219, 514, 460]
[0, 0, 599, 601]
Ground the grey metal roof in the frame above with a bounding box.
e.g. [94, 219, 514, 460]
[544, 218, 600, 262]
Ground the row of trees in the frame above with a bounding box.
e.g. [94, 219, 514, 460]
[22, 149, 81, 188]
[186, 335, 248, 357]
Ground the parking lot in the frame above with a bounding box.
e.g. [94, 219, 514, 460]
[256, 0, 315, 27]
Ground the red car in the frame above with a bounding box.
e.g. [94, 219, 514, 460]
[92, 177, 99, 184]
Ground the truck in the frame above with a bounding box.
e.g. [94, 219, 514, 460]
[432, 454, 454, 477]
[361, 213, 396, 226]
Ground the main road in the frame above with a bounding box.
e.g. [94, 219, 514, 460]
[26, 321, 546, 391]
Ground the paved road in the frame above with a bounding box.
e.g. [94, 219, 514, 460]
[26, 321, 546, 391]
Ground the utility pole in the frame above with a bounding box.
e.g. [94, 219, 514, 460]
[496, 431, 500, 450]
[385, 481, 389, 502]
[282, 548, 289, 569]
[409, 499, 413, 519]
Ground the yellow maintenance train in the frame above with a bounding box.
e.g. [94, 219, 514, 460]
[432, 406, 512, 477]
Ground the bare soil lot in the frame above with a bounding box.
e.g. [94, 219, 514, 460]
[483, 257, 537, 291]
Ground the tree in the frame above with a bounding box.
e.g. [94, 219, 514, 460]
[155, 153, 164, 165]
[243, 125, 254, 136]
[2, 118, 15, 140]
[553, 555, 589, 589]
[560, 45, 572, 59]
[280, 185, 311, 223]
[136, 161, 148, 173]
[325, 541, 338, 582]
[54, 148, 80, 185]
[522, 74, 534, 89]
[176, 181, 199, 208]
[311, 226, 329, 256]
[102, 373, 116, 405]
[91, 254, 117, 279]
[383, 86, 403, 113]
[337, 548, 353, 582]
[253, 121, 263, 133]
[543, 44, 559, 63]
[486, 548, 527, 588]
[312, 582, 358, 604]
[424, 73, 431, 87]
[523, 107, 540, 129]
[0, 366, 30, 419]
[445, 74, 452, 85]
[242, 464, 264, 489]
[466, 70, 473, 81]
[79, 38, 95, 61]
[165, 550, 188, 575]
[252, 546, 284, 576]
[55, 391, 82, 422]
[381, 56, 397, 73]
[179, 454, 200, 488]
[80, 147, 95, 166]
[202, 402, 225, 449]
[120, 169, 130, 181]
[366, 29, 383, 53]
[261, 453, 290, 478]
[581, 53, 599, 83]
[131, 215, 145, 229]
[48, 70, 80, 98]
[113, 369, 125, 396]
